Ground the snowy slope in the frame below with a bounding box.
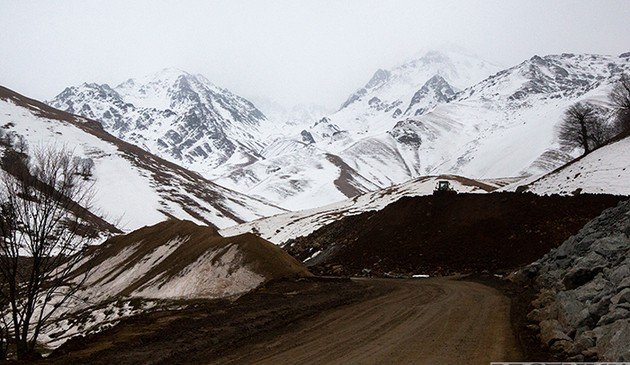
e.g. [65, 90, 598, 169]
[507, 135, 630, 195]
[0, 86, 285, 231]
[220, 175, 496, 244]
[73, 220, 309, 302]
[216, 141, 381, 210]
[48, 69, 272, 179]
[382, 53, 630, 179]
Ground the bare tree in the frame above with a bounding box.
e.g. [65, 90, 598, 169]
[610, 73, 630, 135]
[0, 145, 96, 360]
[74, 157, 95, 178]
[558, 102, 608, 155]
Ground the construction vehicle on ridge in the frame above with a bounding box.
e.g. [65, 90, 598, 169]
[433, 180, 457, 196]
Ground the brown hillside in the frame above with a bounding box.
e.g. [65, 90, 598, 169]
[73, 219, 311, 300]
[287, 192, 626, 276]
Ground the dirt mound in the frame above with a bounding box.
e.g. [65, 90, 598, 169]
[37, 220, 311, 350]
[286, 192, 626, 276]
[74, 219, 311, 300]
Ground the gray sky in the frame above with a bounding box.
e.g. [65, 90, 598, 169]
[1, 0, 629, 109]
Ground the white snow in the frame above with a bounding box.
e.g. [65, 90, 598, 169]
[134, 243, 265, 299]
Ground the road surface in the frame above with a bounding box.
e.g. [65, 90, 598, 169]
[212, 278, 522, 364]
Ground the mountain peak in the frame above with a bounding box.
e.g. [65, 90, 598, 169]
[116, 68, 192, 89]
[365, 69, 391, 90]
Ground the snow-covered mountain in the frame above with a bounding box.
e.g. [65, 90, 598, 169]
[216, 51, 629, 209]
[1, 85, 285, 231]
[48, 68, 272, 179]
[47, 51, 630, 211]
[331, 50, 502, 135]
[381, 53, 630, 178]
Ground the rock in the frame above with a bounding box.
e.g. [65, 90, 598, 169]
[557, 292, 589, 328]
[568, 353, 585, 362]
[532, 289, 557, 308]
[594, 319, 630, 361]
[587, 297, 611, 324]
[540, 319, 571, 346]
[611, 288, 630, 305]
[609, 265, 630, 286]
[581, 348, 599, 361]
[563, 266, 604, 290]
[572, 330, 596, 353]
[597, 306, 630, 326]
[550, 339, 574, 354]
[574, 274, 612, 302]
[523, 199, 630, 361]
[591, 235, 628, 258]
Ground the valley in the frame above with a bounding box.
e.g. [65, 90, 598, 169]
[1, 33, 629, 364]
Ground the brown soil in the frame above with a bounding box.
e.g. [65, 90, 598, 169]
[468, 274, 561, 362]
[287, 192, 626, 277]
[43, 277, 533, 365]
[43, 278, 383, 365]
[211, 278, 523, 365]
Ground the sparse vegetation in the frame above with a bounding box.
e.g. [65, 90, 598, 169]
[0, 145, 97, 360]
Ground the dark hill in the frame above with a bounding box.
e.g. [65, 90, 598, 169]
[286, 192, 626, 276]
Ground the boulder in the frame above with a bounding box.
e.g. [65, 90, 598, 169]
[594, 319, 630, 361]
[612, 269, 630, 288]
[611, 288, 630, 305]
[597, 306, 630, 326]
[539, 319, 571, 346]
[557, 291, 589, 328]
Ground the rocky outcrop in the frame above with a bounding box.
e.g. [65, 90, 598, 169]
[518, 199, 630, 361]
[48, 69, 269, 179]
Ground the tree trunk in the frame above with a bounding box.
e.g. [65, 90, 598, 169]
[580, 119, 590, 155]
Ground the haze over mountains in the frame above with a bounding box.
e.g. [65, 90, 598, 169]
[47, 50, 629, 210]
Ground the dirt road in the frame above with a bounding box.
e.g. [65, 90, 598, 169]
[212, 278, 522, 365]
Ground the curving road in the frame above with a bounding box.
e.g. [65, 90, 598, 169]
[212, 278, 522, 365]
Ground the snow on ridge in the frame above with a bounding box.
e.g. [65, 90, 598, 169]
[220, 174, 497, 244]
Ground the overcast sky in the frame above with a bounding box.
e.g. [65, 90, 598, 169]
[1, 0, 629, 109]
